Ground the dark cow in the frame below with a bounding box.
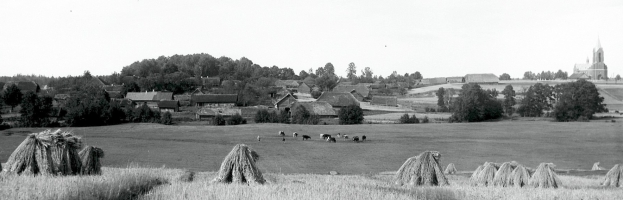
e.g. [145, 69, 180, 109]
[279, 131, 285, 136]
[320, 134, 331, 140]
[362, 135, 366, 142]
[352, 136, 360, 142]
[328, 137, 336, 143]
[293, 132, 298, 137]
[302, 135, 311, 140]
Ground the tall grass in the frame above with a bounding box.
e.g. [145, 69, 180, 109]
[0, 167, 169, 200]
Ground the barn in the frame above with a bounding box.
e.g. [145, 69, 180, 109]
[464, 74, 499, 84]
[316, 92, 360, 108]
[2, 81, 40, 93]
[275, 80, 300, 92]
[298, 82, 313, 94]
[274, 93, 297, 111]
[568, 72, 590, 80]
[158, 100, 180, 112]
[333, 85, 370, 100]
[191, 94, 238, 107]
[290, 102, 337, 118]
[446, 77, 465, 83]
[126, 91, 174, 108]
[195, 107, 242, 121]
[371, 96, 398, 107]
[202, 77, 221, 87]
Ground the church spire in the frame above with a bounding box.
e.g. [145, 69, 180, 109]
[595, 37, 602, 50]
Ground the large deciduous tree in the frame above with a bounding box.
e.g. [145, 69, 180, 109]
[499, 73, 511, 80]
[553, 79, 607, 121]
[517, 83, 554, 117]
[450, 83, 503, 122]
[346, 62, 357, 81]
[501, 85, 516, 116]
[436, 87, 446, 110]
[2, 84, 22, 112]
[19, 91, 52, 127]
[338, 104, 364, 124]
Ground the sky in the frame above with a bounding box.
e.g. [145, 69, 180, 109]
[1, 0, 622, 79]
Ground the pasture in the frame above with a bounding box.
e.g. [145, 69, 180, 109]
[1, 121, 622, 174]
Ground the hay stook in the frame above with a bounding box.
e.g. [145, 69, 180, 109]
[602, 164, 622, 187]
[492, 162, 514, 187]
[79, 146, 105, 175]
[528, 163, 562, 188]
[469, 165, 484, 185]
[592, 162, 605, 170]
[3, 129, 82, 176]
[213, 144, 265, 184]
[394, 151, 449, 186]
[474, 162, 497, 186]
[510, 164, 531, 187]
[444, 163, 457, 174]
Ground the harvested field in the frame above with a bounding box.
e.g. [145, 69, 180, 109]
[1, 121, 622, 174]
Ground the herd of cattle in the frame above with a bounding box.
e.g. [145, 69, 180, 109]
[263, 131, 367, 143]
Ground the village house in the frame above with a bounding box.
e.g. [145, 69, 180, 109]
[290, 101, 337, 118]
[446, 77, 465, 83]
[110, 98, 136, 109]
[333, 84, 370, 100]
[316, 92, 360, 109]
[195, 107, 242, 122]
[2, 81, 40, 94]
[274, 93, 297, 111]
[158, 100, 180, 112]
[125, 91, 174, 109]
[191, 94, 238, 107]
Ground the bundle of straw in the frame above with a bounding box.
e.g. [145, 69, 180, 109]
[592, 162, 605, 170]
[492, 162, 513, 187]
[444, 163, 457, 175]
[213, 144, 265, 184]
[528, 163, 562, 188]
[469, 165, 484, 185]
[394, 151, 448, 186]
[510, 164, 531, 187]
[3, 129, 82, 176]
[602, 164, 622, 187]
[474, 162, 497, 186]
[79, 146, 105, 175]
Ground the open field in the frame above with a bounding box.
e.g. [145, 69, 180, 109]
[2, 122, 622, 175]
[2, 167, 622, 200]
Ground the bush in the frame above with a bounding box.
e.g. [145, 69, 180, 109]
[213, 114, 226, 125]
[338, 105, 364, 125]
[227, 113, 244, 125]
[311, 91, 322, 99]
[399, 113, 419, 124]
[130, 104, 161, 123]
[161, 111, 173, 125]
[254, 109, 283, 123]
[421, 116, 429, 123]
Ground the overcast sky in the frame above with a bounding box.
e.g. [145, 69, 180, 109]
[1, 0, 622, 79]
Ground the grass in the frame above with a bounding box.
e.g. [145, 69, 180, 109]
[1, 121, 622, 174]
[0, 166, 169, 200]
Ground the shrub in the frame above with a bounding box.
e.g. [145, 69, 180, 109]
[161, 111, 173, 125]
[338, 105, 364, 125]
[213, 114, 226, 125]
[399, 113, 419, 124]
[227, 113, 244, 125]
[421, 116, 429, 123]
[311, 91, 322, 99]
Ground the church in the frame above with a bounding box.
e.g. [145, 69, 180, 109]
[570, 39, 608, 80]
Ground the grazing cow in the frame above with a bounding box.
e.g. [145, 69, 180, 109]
[257, 135, 261, 142]
[293, 132, 298, 137]
[362, 135, 366, 142]
[343, 135, 349, 140]
[336, 133, 341, 138]
[302, 135, 311, 140]
[279, 131, 285, 136]
[282, 137, 285, 142]
[320, 134, 331, 140]
[328, 137, 336, 143]
[352, 136, 360, 142]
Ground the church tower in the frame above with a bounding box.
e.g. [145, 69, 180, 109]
[593, 38, 604, 63]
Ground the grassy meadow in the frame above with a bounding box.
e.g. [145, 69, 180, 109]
[1, 121, 622, 174]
